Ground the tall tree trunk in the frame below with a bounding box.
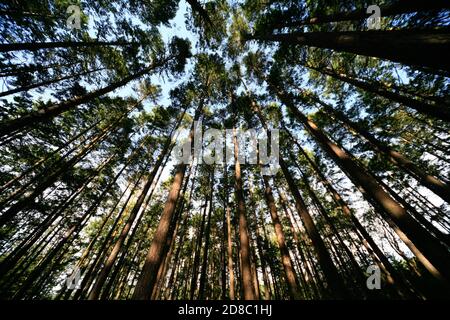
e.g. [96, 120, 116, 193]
[199, 171, 214, 299]
[165, 164, 199, 299]
[0, 113, 120, 209]
[309, 93, 450, 202]
[221, 167, 228, 299]
[75, 168, 148, 299]
[0, 114, 123, 226]
[225, 165, 236, 300]
[247, 29, 450, 73]
[0, 156, 118, 277]
[289, 131, 414, 297]
[252, 99, 348, 298]
[275, 87, 450, 282]
[250, 236, 261, 300]
[131, 163, 187, 300]
[278, 157, 348, 298]
[254, 211, 273, 300]
[295, 162, 368, 289]
[132, 103, 202, 300]
[303, 65, 450, 122]
[0, 61, 79, 78]
[233, 127, 256, 300]
[0, 114, 102, 195]
[276, 0, 450, 28]
[190, 197, 209, 300]
[11, 163, 120, 299]
[88, 113, 182, 299]
[261, 174, 302, 299]
[151, 160, 196, 300]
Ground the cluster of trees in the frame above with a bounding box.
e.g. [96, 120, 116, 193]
[0, 0, 449, 300]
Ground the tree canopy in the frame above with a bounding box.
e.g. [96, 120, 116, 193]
[0, 0, 449, 300]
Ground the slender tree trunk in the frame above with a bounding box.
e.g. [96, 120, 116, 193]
[0, 41, 136, 53]
[250, 237, 261, 300]
[151, 161, 196, 300]
[75, 169, 148, 299]
[275, 86, 450, 282]
[296, 165, 368, 287]
[60, 178, 133, 300]
[88, 131, 177, 299]
[189, 196, 209, 299]
[0, 61, 79, 78]
[278, 157, 348, 298]
[0, 114, 120, 209]
[0, 116, 121, 226]
[261, 174, 302, 299]
[11, 174, 111, 299]
[199, 171, 214, 299]
[0, 56, 172, 137]
[225, 165, 236, 300]
[233, 127, 256, 300]
[309, 94, 450, 201]
[132, 103, 202, 300]
[304, 66, 450, 122]
[221, 168, 228, 299]
[0, 115, 102, 195]
[131, 164, 187, 300]
[0, 67, 104, 98]
[252, 100, 348, 298]
[0, 158, 114, 277]
[290, 133, 414, 297]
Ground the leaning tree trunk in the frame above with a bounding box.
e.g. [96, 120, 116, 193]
[132, 163, 187, 300]
[88, 109, 185, 299]
[132, 103, 203, 300]
[306, 91, 450, 202]
[288, 129, 415, 297]
[261, 174, 302, 299]
[0, 41, 136, 53]
[0, 61, 78, 78]
[276, 0, 450, 28]
[247, 29, 450, 73]
[274, 86, 450, 282]
[0, 67, 105, 98]
[0, 56, 171, 138]
[0, 114, 123, 226]
[303, 65, 450, 122]
[253, 100, 348, 298]
[87, 149, 168, 299]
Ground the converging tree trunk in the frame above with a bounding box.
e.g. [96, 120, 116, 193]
[247, 29, 450, 73]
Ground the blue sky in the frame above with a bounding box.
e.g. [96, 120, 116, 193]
[117, 0, 198, 109]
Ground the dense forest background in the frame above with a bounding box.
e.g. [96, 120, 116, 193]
[0, 0, 449, 300]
